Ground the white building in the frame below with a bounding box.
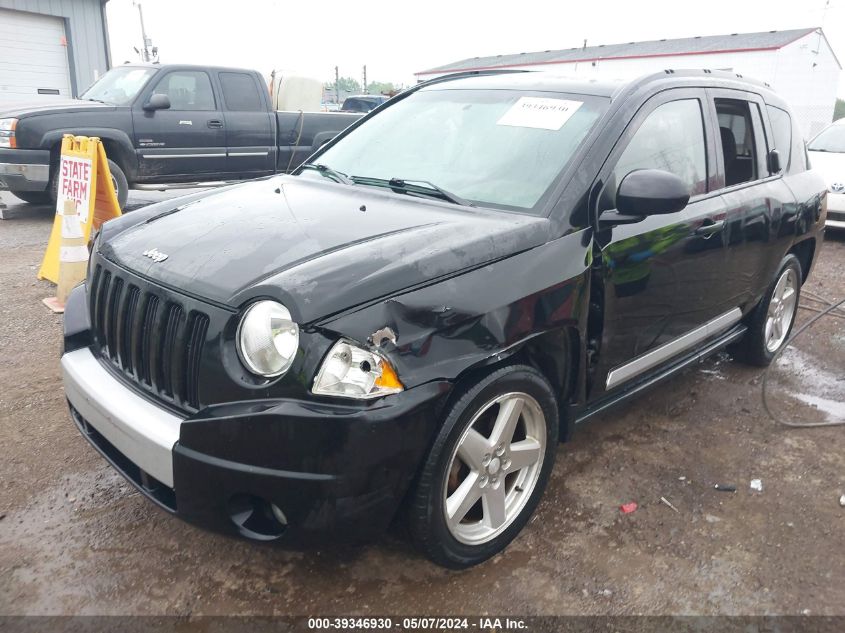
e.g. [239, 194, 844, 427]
[0, 0, 111, 100]
[416, 28, 841, 138]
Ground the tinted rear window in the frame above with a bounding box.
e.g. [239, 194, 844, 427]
[767, 105, 792, 169]
[220, 72, 263, 111]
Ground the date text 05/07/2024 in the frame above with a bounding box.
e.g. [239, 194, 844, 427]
[307, 617, 528, 630]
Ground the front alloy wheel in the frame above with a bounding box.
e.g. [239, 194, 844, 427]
[409, 364, 558, 568]
[444, 392, 546, 545]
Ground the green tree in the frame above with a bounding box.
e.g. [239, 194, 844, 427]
[324, 77, 361, 94]
[834, 98, 845, 122]
[366, 81, 396, 95]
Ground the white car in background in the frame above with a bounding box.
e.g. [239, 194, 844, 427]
[808, 118, 845, 229]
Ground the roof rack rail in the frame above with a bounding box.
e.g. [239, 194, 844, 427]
[412, 68, 529, 91]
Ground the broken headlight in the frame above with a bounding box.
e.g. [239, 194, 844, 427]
[237, 301, 299, 378]
[312, 339, 403, 399]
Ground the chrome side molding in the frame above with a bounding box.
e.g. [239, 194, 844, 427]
[606, 307, 742, 389]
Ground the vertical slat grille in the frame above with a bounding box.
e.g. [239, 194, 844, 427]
[87, 262, 209, 412]
[184, 313, 209, 409]
[138, 295, 159, 386]
[94, 270, 111, 345]
[104, 277, 123, 359]
[157, 304, 183, 397]
[119, 285, 140, 371]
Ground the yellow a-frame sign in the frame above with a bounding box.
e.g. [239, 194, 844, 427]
[38, 134, 122, 284]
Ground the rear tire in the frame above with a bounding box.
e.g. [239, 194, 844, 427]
[408, 364, 558, 569]
[10, 190, 52, 205]
[737, 254, 802, 366]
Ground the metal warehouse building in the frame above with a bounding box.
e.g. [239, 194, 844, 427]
[0, 0, 110, 100]
[417, 28, 842, 138]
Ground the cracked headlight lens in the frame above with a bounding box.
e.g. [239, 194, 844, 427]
[237, 301, 299, 377]
[313, 339, 403, 399]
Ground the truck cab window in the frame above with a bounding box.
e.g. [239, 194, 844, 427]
[154, 71, 215, 111]
[612, 98, 708, 200]
[220, 72, 262, 111]
[716, 98, 758, 186]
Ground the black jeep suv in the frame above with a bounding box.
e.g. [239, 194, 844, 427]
[61, 70, 826, 568]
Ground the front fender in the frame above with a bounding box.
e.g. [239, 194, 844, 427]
[318, 229, 594, 389]
[40, 128, 138, 179]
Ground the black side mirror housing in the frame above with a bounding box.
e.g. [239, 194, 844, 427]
[143, 93, 171, 111]
[616, 169, 690, 217]
[767, 149, 781, 174]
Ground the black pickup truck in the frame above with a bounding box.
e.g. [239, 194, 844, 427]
[0, 64, 362, 208]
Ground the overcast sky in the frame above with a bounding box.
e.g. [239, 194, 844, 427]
[105, 0, 845, 97]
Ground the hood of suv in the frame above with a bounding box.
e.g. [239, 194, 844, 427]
[99, 177, 550, 322]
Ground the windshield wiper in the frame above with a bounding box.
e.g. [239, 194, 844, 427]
[351, 176, 474, 207]
[84, 97, 108, 104]
[298, 163, 352, 185]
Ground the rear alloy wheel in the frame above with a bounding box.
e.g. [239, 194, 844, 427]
[737, 254, 802, 366]
[764, 267, 799, 354]
[409, 365, 558, 568]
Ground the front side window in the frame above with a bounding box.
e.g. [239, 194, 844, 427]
[716, 98, 758, 186]
[153, 71, 215, 111]
[613, 99, 708, 197]
[313, 88, 609, 212]
[80, 67, 157, 106]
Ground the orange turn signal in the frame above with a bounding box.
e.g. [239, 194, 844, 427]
[375, 358, 404, 391]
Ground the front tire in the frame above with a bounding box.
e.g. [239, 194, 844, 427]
[48, 157, 129, 210]
[408, 365, 559, 569]
[738, 254, 802, 366]
[105, 159, 129, 210]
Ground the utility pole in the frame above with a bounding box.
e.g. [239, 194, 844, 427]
[335, 66, 340, 103]
[362, 65, 367, 94]
[133, 2, 152, 62]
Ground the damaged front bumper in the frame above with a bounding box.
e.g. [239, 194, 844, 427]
[62, 289, 449, 542]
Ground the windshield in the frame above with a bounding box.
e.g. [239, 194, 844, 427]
[311, 88, 608, 212]
[80, 67, 157, 105]
[808, 124, 845, 153]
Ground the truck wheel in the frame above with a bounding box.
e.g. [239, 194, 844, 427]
[48, 158, 129, 210]
[408, 364, 558, 568]
[106, 159, 129, 210]
[10, 190, 52, 205]
[737, 254, 802, 367]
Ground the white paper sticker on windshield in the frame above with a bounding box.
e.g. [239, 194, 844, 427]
[496, 97, 583, 131]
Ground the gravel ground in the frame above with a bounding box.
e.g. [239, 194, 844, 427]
[0, 190, 843, 616]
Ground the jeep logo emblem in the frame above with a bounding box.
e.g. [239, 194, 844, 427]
[142, 248, 168, 263]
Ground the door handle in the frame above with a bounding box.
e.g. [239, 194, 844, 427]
[695, 219, 725, 238]
[207, 119, 224, 128]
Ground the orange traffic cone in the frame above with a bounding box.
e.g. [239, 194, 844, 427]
[42, 200, 88, 313]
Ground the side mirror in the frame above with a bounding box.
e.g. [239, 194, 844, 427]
[143, 93, 171, 111]
[767, 149, 781, 174]
[616, 169, 690, 217]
